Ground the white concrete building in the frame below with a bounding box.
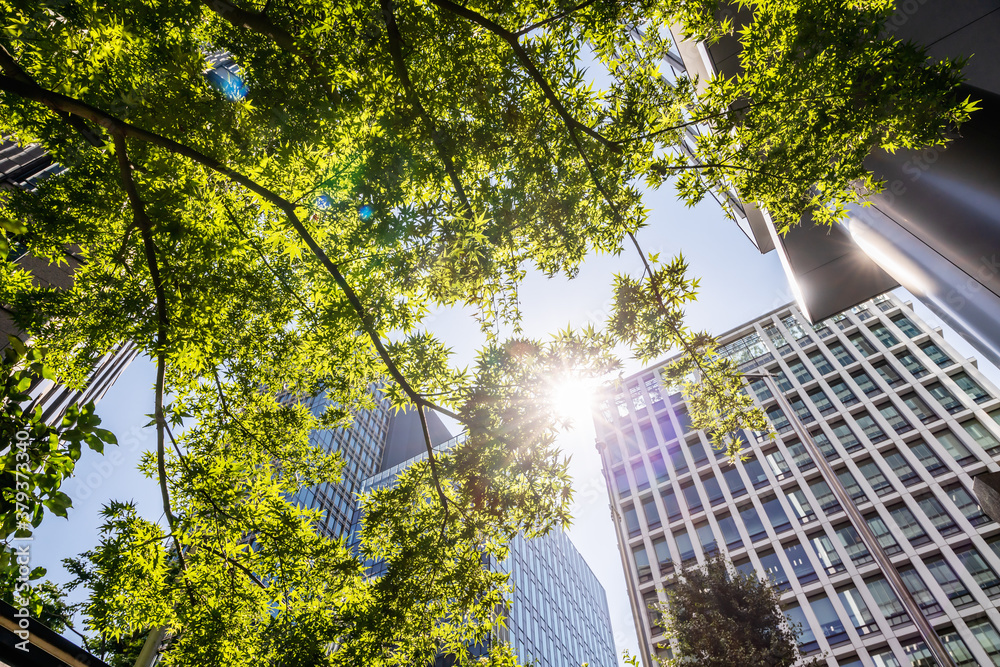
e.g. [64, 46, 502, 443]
[595, 292, 1000, 666]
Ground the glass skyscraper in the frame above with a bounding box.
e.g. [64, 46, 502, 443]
[596, 291, 1000, 667]
[289, 392, 393, 540]
[356, 426, 618, 667]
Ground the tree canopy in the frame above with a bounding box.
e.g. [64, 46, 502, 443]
[0, 0, 972, 664]
[650, 557, 823, 667]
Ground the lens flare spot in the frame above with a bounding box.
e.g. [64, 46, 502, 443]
[359, 205, 374, 221]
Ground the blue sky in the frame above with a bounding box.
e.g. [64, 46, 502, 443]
[30, 176, 1000, 661]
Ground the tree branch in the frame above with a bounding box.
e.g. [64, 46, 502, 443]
[199, 0, 339, 105]
[425, 0, 617, 151]
[380, 0, 474, 218]
[513, 0, 599, 37]
[111, 133, 192, 584]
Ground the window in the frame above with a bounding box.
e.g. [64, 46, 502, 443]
[810, 532, 845, 574]
[836, 524, 872, 565]
[865, 513, 902, 555]
[866, 576, 908, 627]
[902, 641, 934, 666]
[813, 321, 833, 338]
[743, 458, 769, 488]
[645, 375, 664, 409]
[740, 505, 768, 542]
[788, 359, 813, 384]
[642, 496, 662, 530]
[633, 545, 652, 583]
[870, 324, 899, 348]
[968, 618, 1000, 666]
[783, 539, 817, 585]
[915, 494, 960, 536]
[717, 513, 743, 550]
[787, 488, 816, 524]
[681, 483, 702, 514]
[898, 565, 943, 617]
[614, 468, 631, 498]
[810, 595, 848, 645]
[849, 333, 878, 357]
[895, 350, 929, 378]
[759, 550, 790, 591]
[831, 424, 862, 454]
[944, 484, 990, 526]
[858, 459, 893, 496]
[920, 342, 954, 367]
[632, 460, 650, 490]
[829, 342, 856, 366]
[783, 604, 817, 653]
[624, 506, 641, 537]
[952, 372, 990, 403]
[878, 402, 912, 433]
[644, 591, 663, 633]
[909, 440, 948, 475]
[773, 369, 794, 392]
[640, 422, 659, 450]
[750, 379, 773, 402]
[902, 393, 938, 424]
[696, 522, 718, 557]
[927, 382, 964, 414]
[767, 406, 792, 433]
[935, 430, 977, 465]
[961, 419, 1000, 456]
[652, 535, 672, 574]
[809, 351, 834, 375]
[873, 360, 905, 387]
[703, 476, 725, 506]
[856, 412, 888, 443]
[608, 437, 624, 464]
[892, 314, 920, 337]
[765, 323, 789, 352]
[871, 649, 902, 667]
[783, 315, 808, 340]
[765, 448, 792, 479]
[789, 395, 815, 423]
[722, 466, 747, 497]
[675, 529, 696, 564]
[808, 388, 836, 415]
[828, 379, 859, 406]
[630, 384, 647, 412]
[786, 440, 815, 471]
[668, 444, 689, 474]
[888, 504, 931, 546]
[650, 452, 669, 483]
[661, 489, 681, 522]
[657, 413, 677, 442]
[851, 370, 881, 396]
[810, 479, 841, 515]
[811, 430, 840, 460]
[883, 447, 920, 486]
[622, 429, 641, 457]
[955, 547, 1000, 598]
[762, 496, 791, 534]
[837, 469, 866, 502]
[925, 556, 974, 607]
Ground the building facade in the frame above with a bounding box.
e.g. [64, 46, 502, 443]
[665, 3, 1000, 369]
[596, 291, 1000, 667]
[356, 430, 618, 667]
[289, 392, 394, 540]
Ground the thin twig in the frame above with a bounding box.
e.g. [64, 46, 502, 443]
[513, 0, 599, 37]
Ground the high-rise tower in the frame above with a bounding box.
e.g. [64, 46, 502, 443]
[596, 291, 1000, 666]
[353, 414, 619, 667]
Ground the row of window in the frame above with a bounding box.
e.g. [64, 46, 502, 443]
[628, 477, 990, 587]
[639, 535, 1000, 663]
[611, 410, 1000, 506]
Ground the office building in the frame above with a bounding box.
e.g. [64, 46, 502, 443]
[665, 3, 1000, 368]
[596, 292, 1000, 666]
[356, 418, 618, 667]
[1, 140, 138, 426]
